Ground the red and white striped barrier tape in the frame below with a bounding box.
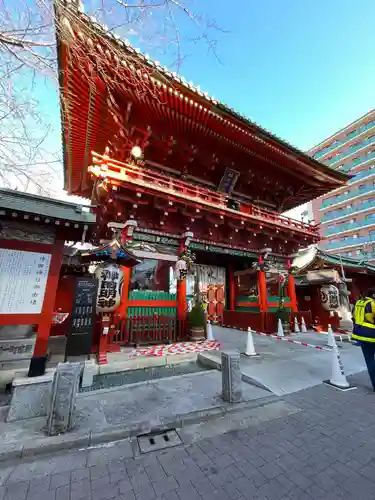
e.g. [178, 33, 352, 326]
[52, 312, 69, 325]
[251, 330, 331, 352]
[221, 324, 331, 352]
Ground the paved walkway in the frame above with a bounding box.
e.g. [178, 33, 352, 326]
[0, 371, 374, 500]
[205, 326, 366, 395]
[0, 371, 269, 453]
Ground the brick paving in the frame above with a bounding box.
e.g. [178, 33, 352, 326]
[1, 371, 375, 500]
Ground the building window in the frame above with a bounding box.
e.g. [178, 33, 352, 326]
[356, 250, 361, 255]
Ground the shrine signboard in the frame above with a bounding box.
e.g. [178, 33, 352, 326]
[65, 278, 98, 357]
[0, 249, 51, 314]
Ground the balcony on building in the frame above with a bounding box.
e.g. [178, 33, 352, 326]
[323, 233, 375, 251]
[320, 180, 375, 211]
[89, 153, 320, 239]
[324, 139, 375, 168]
[339, 249, 375, 261]
[324, 213, 375, 236]
[313, 117, 375, 161]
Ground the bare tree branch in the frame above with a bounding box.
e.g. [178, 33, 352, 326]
[0, 0, 226, 196]
[116, 0, 166, 8]
[0, 33, 55, 47]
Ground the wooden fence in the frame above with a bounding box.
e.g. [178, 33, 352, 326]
[111, 314, 188, 346]
[127, 290, 177, 318]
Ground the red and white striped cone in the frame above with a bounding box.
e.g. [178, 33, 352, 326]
[277, 318, 284, 337]
[301, 316, 307, 333]
[325, 335, 352, 390]
[294, 317, 300, 334]
[207, 320, 214, 341]
[244, 327, 258, 357]
[327, 324, 335, 348]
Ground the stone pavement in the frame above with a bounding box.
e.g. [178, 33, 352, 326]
[0, 371, 375, 500]
[0, 370, 270, 460]
[204, 326, 366, 395]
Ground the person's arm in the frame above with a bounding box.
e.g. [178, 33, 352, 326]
[364, 301, 375, 324]
[353, 301, 359, 324]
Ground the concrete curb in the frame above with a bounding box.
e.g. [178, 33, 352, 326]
[100, 352, 200, 375]
[0, 394, 278, 463]
[78, 368, 217, 398]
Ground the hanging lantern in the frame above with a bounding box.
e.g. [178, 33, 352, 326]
[95, 263, 124, 312]
[320, 285, 340, 311]
[279, 272, 287, 284]
[175, 258, 188, 281]
[175, 248, 195, 281]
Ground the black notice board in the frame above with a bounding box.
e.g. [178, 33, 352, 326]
[65, 277, 98, 358]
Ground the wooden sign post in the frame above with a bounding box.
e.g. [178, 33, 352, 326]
[65, 277, 98, 359]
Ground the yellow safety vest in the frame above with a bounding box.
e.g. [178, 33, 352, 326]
[352, 298, 375, 343]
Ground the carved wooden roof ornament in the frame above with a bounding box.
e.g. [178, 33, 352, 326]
[78, 238, 140, 267]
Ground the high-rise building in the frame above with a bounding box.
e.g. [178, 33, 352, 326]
[310, 110, 375, 262]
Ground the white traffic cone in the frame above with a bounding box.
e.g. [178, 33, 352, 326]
[327, 324, 335, 347]
[277, 318, 284, 337]
[207, 320, 214, 341]
[294, 316, 300, 334]
[325, 335, 350, 390]
[301, 316, 307, 333]
[244, 327, 258, 356]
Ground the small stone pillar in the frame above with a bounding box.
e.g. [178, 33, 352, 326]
[221, 351, 242, 403]
[81, 359, 98, 388]
[45, 362, 82, 436]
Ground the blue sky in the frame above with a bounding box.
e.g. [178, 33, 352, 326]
[159, 0, 375, 151]
[37, 0, 375, 183]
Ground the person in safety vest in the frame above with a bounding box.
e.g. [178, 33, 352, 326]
[353, 288, 375, 391]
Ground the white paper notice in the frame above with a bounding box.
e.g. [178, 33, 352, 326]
[0, 249, 51, 314]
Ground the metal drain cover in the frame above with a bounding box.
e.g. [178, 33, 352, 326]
[137, 429, 182, 453]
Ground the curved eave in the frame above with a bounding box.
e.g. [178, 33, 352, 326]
[69, 11, 348, 188]
[55, 3, 349, 199]
[55, 12, 69, 192]
[212, 102, 349, 187]
[293, 247, 375, 275]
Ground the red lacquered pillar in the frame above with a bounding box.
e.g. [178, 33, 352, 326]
[228, 264, 236, 310]
[29, 239, 64, 377]
[287, 259, 298, 312]
[257, 255, 268, 312]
